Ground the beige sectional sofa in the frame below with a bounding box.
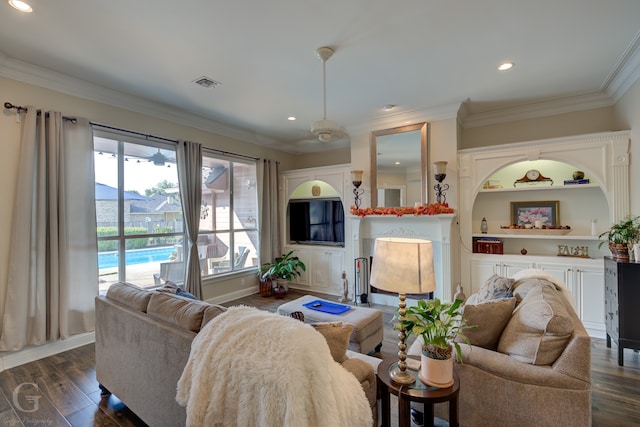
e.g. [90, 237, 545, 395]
[95, 282, 378, 427]
[408, 271, 592, 427]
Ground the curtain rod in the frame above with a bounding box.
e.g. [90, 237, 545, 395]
[4, 101, 260, 162]
[4, 101, 77, 122]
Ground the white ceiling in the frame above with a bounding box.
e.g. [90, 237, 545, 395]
[1, 0, 640, 154]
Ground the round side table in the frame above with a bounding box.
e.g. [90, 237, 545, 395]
[377, 357, 459, 427]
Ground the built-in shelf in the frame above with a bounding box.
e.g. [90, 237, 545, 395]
[472, 233, 600, 241]
[478, 183, 599, 193]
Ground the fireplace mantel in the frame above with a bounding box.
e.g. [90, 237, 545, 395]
[350, 214, 459, 304]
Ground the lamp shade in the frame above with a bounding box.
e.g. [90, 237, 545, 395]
[370, 237, 436, 294]
[433, 161, 448, 175]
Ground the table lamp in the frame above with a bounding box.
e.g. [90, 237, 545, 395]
[370, 237, 436, 384]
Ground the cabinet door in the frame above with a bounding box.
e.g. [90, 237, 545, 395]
[536, 262, 574, 306]
[470, 257, 500, 294]
[575, 265, 605, 336]
[501, 260, 533, 279]
[311, 249, 345, 293]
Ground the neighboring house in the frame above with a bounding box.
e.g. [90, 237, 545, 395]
[95, 182, 183, 232]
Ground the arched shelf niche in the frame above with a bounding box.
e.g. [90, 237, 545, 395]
[458, 130, 630, 292]
[289, 179, 341, 200]
[472, 158, 610, 237]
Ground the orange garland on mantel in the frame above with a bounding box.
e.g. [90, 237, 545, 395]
[350, 202, 455, 217]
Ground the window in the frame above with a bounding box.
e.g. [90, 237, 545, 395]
[199, 151, 259, 276]
[94, 133, 184, 292]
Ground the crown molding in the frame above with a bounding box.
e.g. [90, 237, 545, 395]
[603, 30, 640, 102]
[0, 54, 291, 152]
[460, 91, 615, 129]
[347, 102, 460, 136]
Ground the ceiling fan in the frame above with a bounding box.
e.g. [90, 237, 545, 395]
[147, 148, 169, 166]
[309, 47, 348, 143]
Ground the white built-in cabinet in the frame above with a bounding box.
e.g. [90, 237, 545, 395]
[471, 254, 605, 337]
[283, 245, 345, 295]
[470, 255, 532, 291]
[459, 131, 631, 338]
[280, 164, 351, 296]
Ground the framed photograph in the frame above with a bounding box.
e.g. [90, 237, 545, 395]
[510, 201, 559, 227]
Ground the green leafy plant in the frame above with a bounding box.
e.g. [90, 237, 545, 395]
[396, 298, 475, 361]
[598, 216, 640, 249]
[258, 250, 306, 282]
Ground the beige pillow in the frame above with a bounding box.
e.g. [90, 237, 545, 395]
[511, 278, 555, 305]
[497, 285, 574, 365]
[456, 297, 516, 350]
[106, 282, 152, 312]
[147, 292, 208, 332]
[312, 322, 354, 363]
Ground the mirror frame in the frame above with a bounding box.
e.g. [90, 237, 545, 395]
[369, 122, 428, 208]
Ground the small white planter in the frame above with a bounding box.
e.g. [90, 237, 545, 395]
[419, 352, 454, 388]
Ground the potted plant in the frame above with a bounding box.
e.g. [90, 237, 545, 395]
[396, 298, 474, 387]
[598, 216, 640, 261]
[259, 250, 306, 295]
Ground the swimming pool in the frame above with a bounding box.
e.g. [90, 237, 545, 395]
[98, 246, 176, 269]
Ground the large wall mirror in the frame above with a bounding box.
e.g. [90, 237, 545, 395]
[370, 122, 428, 207]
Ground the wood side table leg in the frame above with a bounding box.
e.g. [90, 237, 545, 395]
[380, 379, 390, 427]
[398, 393, 411, 427]
[424, 403, 434, 427]
[449, 395, 459, 427]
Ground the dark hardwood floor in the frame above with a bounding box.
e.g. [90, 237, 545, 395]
[0, 288, 638, 426]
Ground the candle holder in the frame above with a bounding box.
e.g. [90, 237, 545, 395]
[433, 161, 449, 204]
[351, 170, 364, 209]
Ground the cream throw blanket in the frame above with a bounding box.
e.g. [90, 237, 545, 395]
[176, 306, 372, 427]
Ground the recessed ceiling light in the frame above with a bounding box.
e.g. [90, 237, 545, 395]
[8, 0, 32, 12]
[383, 104, 396, 111]
[287, 116, 296, 121]
[394, 161, 401, 165]
[498, 61, 514, 71]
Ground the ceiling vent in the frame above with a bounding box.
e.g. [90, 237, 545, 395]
[193, 76, 221, 89]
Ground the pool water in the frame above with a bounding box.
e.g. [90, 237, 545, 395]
[99, 246, 176, 269]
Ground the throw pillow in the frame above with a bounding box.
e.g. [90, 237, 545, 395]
[156, 282, 179, 294]
[455, 297, 516, 350]
[497, 284, 574, 365]
[475, 274, 514, 303]
[312, 322, 354, 363]
[176, 289, 197, 299]
[106, 282, 152, 312]
[147, 292, 207, 332]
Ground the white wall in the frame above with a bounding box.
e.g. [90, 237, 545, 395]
[461, 106, 617, 149]
[613, 78, 640, 215]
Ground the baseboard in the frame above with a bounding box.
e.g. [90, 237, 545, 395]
[205, 286, 257, 305]
[584, 322, 606, 339]
[0, 332, 95, 373]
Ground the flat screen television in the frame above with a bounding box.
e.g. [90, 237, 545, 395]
[288, 198, 345, 246]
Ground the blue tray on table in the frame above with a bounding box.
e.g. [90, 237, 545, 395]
[302, 299, 352, 315]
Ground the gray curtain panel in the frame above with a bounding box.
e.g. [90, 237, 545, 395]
[258, 159, 281, 265]
[0, 108, 98, 351]
[176, 140, 203, 299]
